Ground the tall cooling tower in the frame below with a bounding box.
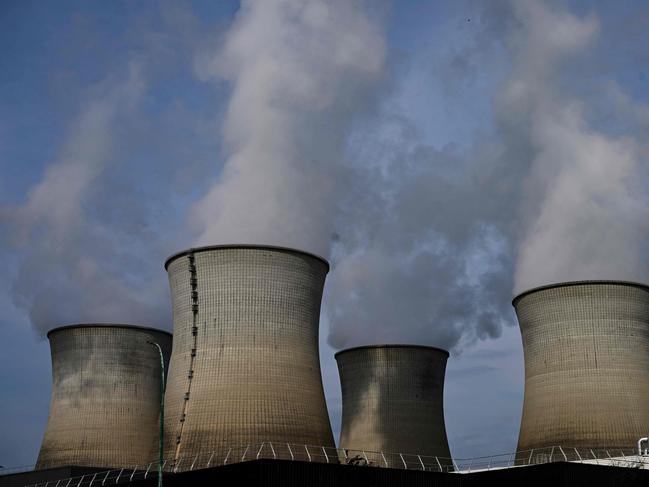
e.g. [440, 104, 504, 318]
[163, 245, 335, 461]
[514, 281, 649, 451]
[336, 345, 451, 464]
[36, 324, 172, 469]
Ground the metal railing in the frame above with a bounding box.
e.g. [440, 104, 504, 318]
[454, 446, 649, 472]
[22, 443, 452, 487]
[21, 443, 649, 487]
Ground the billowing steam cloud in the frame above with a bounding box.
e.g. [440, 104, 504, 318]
[3, 0, 649, 354]
[325, 139, 513, 349]
[327, 0, 649, 350]
[187, 0, 649, 353]
[507, 2, 649, 292]
[1, 64, 168, 333]
[191, 0, 386, 257]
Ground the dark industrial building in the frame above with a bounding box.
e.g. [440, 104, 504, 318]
[4, 458, 649, 487]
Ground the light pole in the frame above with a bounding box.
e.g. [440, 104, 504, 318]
[148, 341, 165, 487]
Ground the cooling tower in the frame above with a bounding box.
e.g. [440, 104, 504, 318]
[515, 281, 649, 451]
[336, 345, 451, 464]
[36, 324, 172, 469]
[163, 245, 335, 461]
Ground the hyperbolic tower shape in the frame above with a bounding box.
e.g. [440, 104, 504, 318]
[336, 345, 452, 465]
[163, 245, 335, 461]
[36, 324, 172, 469]
[514, 281, 649, 451]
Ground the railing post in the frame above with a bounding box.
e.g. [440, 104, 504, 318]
[55, 480, 62, 487]
[256, 443, 265, 460]
[89, 474, 98, 487]
[435, 456, 443, 473]
[528, 449, 534, 465]
[467, 457, 473, 472]
[287, 444, 294, 461]
[65, 476, 74, 487]
[129, 467, 138, 482]
[399, 453, 407, 469]
[362, 450, 369, 465]
[507, 452, 513, 467]
[322, 446, 329, 463]
[174, 458, 183, 473]
[549, 446, 555, 463]
[269, 442, 276, 459]
[418, 455, 425, 471]
[223, 448, 232, 465]
[621, 453, 630, 468]
[76, 475, 85, 487]
[116, 469, 124, 484]
[559, 447, 567, 462]
[305, 445, 312, 462]
[190, 454, 199, 470]
[380, 452, 388, 468]
[206, 452, 215, 468]
[574, 448, 582, 461]
[590, 449, 598, 465]
[241, 445, 250, 462]
[101, 470, 110, 486]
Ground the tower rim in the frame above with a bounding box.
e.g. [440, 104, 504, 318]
[335, 344, 450, 360]
[47, 323, 172, 339]
[164, 244, 330, 272]
[512, 280, 649, 307]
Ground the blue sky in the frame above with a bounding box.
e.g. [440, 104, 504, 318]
[2, 0, 649, 467]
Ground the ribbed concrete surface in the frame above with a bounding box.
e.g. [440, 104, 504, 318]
[515, 281, 649, 451]
[36, 325, 172, 469]
[163, 245, 334, 461]
[336, 345, 451, 462]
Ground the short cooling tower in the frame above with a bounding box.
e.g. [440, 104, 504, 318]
[515, 281, 649, 451]
[163, 245, 335, 462]
[36, 324, 172, 469]
[336, 345, 451, 465]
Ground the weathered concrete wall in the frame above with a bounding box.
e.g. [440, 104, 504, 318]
[36, 325, 172, 469]
[515, 281, 649, 450]
[336, 345, 451, 463]
[163, 245, 334, 461]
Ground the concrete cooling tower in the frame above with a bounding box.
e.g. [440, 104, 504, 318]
[163, 245, 335, 462]
[336, 345, 451, 465]
[514, 281, 649, 451]
[36, 324, 172, 469]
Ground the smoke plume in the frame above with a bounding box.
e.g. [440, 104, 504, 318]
[190, 0, 386, 258]
[4, 0, 649, 352]
[506, 1, 649, 292]
[327, 0, 649, 350]
[187, 0, 649, 353]
[1, 64, 168, 334]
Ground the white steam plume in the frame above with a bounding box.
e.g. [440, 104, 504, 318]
[504, 0, 649, 292]
[1, 64, 168, 333]
[191, 0, 385, 257]
[327, 0, 649, 351]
